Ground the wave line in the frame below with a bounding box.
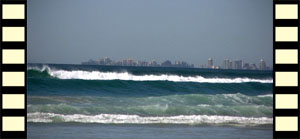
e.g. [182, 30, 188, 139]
[28, 66, 273, 83]
[28, 112, 272, 125]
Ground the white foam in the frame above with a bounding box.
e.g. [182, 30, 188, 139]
[29, 66, 273, 83]
[257, 94, 273, 98]
[27, 112, 272, 125]
[28, 65, 51, 71]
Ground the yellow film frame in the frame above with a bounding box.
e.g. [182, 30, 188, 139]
[0, 0, 27, 138]
[274, 0, 300, 138]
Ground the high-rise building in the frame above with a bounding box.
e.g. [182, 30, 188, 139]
[223, 59, 230, 69]
[259, 59, 266, 70]
[208, 58, 213, 68]
[242, 61, 249, 70]
[237, 60, 242, 69]
[229, 61, 233, 69]
[232, 60, 242, 69]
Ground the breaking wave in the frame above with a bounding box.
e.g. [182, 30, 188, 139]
[28, 112, 272, 125]
[28, 66, 273, 83]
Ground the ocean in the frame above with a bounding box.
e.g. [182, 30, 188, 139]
[27, 64, 273, 138]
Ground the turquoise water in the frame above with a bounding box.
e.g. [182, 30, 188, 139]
[28, 64, 273, 138]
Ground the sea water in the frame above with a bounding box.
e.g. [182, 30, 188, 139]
[27, 64, 273, 138]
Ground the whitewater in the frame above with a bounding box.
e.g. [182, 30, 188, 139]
[28, 112, 272, 125]
[28, 66, 273, 83]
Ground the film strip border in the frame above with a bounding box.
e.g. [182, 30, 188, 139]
[0, 0, 27, 138]
[274, 0, 300, 138]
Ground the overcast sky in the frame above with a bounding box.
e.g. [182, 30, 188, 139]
[28, 0, 272, 67]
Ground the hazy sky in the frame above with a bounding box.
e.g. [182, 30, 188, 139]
[28, 0, 272, 67]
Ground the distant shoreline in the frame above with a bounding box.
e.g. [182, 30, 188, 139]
[28, 63, 272, 72]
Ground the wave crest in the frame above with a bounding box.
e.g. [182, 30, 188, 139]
[28, 66, 273, 83]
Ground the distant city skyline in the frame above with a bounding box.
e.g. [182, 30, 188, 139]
[81, 56, 271, 70]
[82, 56, 194, 68]
[28, 0, 272, 66]
[80, 56, 272, 68]
[201, 58, 270, 70]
